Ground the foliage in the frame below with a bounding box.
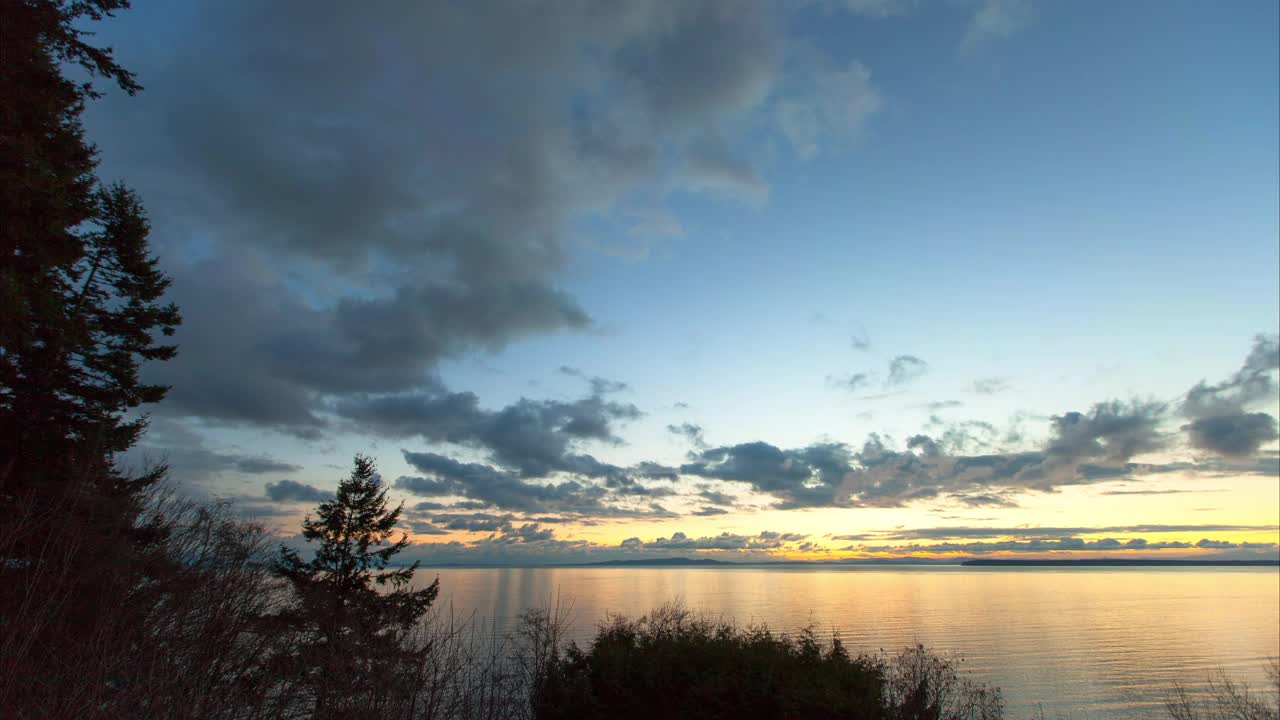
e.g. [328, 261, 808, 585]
[533, 602, 892, 720]
[0, 2, 181, 714]
[883, 644, 1004, 720]
[271, 455, 441, 719]
[0, 0, 178, 484]
[1166, 661, 1280, 720]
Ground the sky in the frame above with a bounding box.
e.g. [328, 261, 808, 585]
[82, 0, 1280, 563]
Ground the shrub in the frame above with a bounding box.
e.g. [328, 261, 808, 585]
[530, 602, 1001, 720]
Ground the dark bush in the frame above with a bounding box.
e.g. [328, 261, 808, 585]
[533, 603, 889, 720]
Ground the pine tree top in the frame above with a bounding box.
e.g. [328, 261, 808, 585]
[275, 455, 437, 635]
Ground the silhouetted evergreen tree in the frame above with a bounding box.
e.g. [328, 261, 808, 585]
[273, 455, 440, 718]
[0, 1, 181, 712]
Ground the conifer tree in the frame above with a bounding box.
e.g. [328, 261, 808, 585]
[274, 455, 440, 718]
[0, 1, 181, 707]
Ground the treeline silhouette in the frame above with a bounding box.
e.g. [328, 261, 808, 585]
[1, 3, 1275, 719]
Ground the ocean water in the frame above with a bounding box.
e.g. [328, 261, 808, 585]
[414, 565, 1279, 719]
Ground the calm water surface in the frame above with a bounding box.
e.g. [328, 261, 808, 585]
[415, 565, 1279, 719]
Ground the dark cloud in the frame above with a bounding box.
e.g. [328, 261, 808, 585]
[337, 389, 641, 478]
[93, 0, 856, 438]
[559, 366, 629, 395]
[696, 487, 739, 507]
[410, 522, 451, 536]
[632, 461, 681, 481]
[397, 452, 676, 519]
[604, 474, 677, 497]
[264, 479, 330, 503]
[667, 422, 708, 450]
[1182, 335, 1279, 419]
[149, 252, 589, 437]
[123, 442, 303, 489]
[677, 400, 1182, 510]
[839, 401, 1169, 505]
[948, 492, 1018, 508]
[235, 457, 304, 474]
[1178, 336, 1280, 459]
[615, 1, 775, 125]
[680, 441, 853, 509]
[1044, 400, 1167, 466]
[887, 355, 928, 386]
[396, 454, 604, 514]
[430, 513, 517, 532]
[1183, 413, 1278, 459]
[692, 506, 730, 516]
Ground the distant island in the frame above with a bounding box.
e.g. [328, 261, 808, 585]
[585, 557, 735, 567]
[961, 559, 1280, 567]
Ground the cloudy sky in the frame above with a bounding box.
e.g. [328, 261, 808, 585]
[89, 0, 1279, 563]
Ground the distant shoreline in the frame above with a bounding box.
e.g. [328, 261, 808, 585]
[960, 559, 1279, 567]
[410, 557, 1280, 569]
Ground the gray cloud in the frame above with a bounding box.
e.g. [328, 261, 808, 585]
[235, 457, 304, 474]
[397, 451, 676, 519]
[842, 401, 1170, 504]
[1182, 335, 1278, 417]
[696, 487, 739, 507]
[337, 389, 641, 478]
[605, 474, 677, 497]
[92, 1, 869, 439]
[850, 327, 872, 351]
[777, 49, 882, 160]
[1178, 335, 1280, 458]
[1183, 414, 1279, 459]
[849, 537, 1274, 555]
[1097, 488, 1223, 496]
[918, 400, 964, 411]
[667, 422, 708, 450]
[838, 0, 916, 18]
[678, 400, 1182, 510]
[264, 479, 331, 503]
[962, 0, 1034, 52]
[409, 522, 451, 536]
[970, 378, 1010, 395]
[123, 441, 303, 489]
[680, 441, 853, 509]
[835, 524, 1279, 542]
[948, 492, 1018, 508]
[429, 513, 517, 533]
[559, 366, 629, 395]
[692, 506, 730, 516]
[887, 355, 928, 386]
[676, 135, 769, 204]
[830, 372, 873, 392]
[615, 1, 776, 126]
[396, 454, 603, 514]
[623, 530, 807, 551]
